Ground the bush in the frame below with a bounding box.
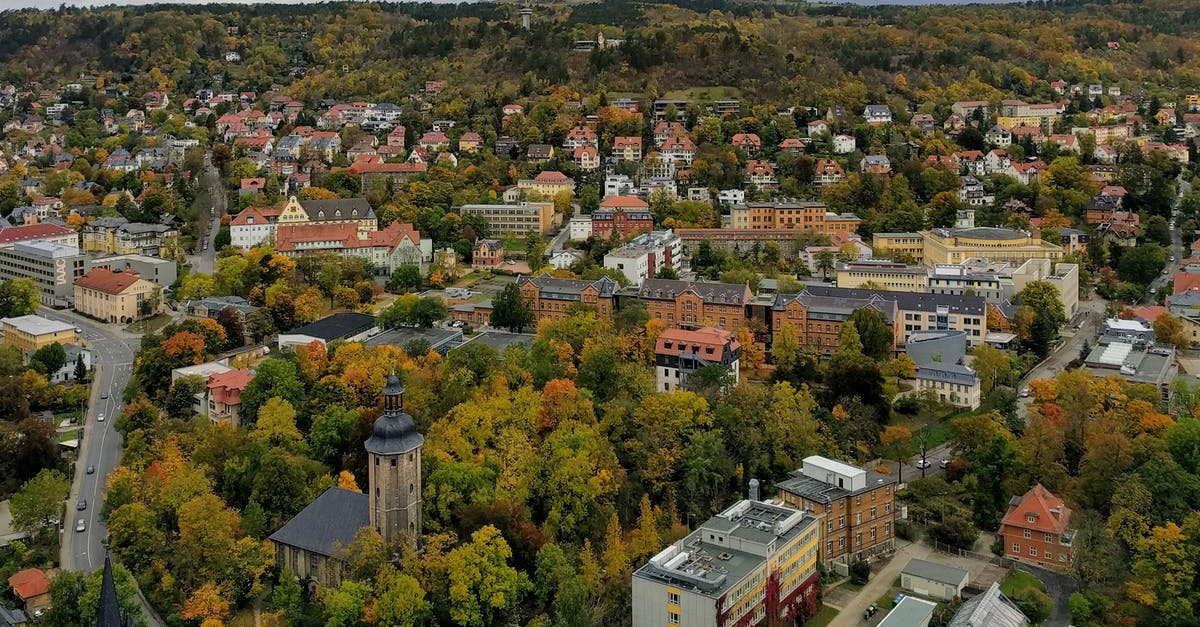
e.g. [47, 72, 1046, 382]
[1012, 588, 1052, 624]
[893, 395, 920, 414]
[929, 512, 979, 550]
[895, 519, 918, 542]
[1069, 592, 1093, 626]
[849, 559, 870, 585]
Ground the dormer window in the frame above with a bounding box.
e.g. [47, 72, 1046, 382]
[1026, 513, 1037, 523]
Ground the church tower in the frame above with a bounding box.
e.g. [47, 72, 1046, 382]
[364, 374, 424, 547]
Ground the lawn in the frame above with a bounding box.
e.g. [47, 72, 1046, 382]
[1000, 568, 1046, 598]
[807, 604, 840, 627]
[128, 313, 172, 334]
[57, 429, 81, 443]
[662, 85, 742, 102]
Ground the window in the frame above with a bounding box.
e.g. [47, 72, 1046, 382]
[855, 533, 862, 546]
[1027, 514, 1036, 523]
[870, 507, 876, 519]
[1023, 529, 1031, 539]
[1029, 547, 1037, 556]
[838, 537, 845, 549]
[391, 459, 397, 467]
[1045, 533, 1054, 542]
[668, 592, 680, 605]
[1012, 543, 1020, 553]
[838, 516, 845, 528]
[409, 483, 415, 495]
[668, 612, 680, 625]
[855, 496, 862, 505]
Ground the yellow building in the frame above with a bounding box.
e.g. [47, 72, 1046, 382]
[0, 315, 78, 357]
[632, 499, 821, 627]
[275, 196, 378, 235]
[872, 232, 926, 264]
[456, 202, 557, 236]
[80, 217, 178, 256]
[517, 171, 575, 198]
[921, 227, 1063, 267]
[837, 260, 929, 292]
[73, 268, 161, 324]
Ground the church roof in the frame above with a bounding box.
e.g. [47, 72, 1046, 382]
[96, 555, 126, 627]
[268, 487, 369, 558]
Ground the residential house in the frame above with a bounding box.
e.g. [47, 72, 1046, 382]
[0, 223, 78, 249]
[612, 136, 643, 161]
[947, 583, 1029, 627]
[471, 239, 504, 269]
[202, 368, 254, 427]
[986, 125, 1012, 147]
[807, 120, 829, 136]
[864, 104, 893, 125]
[660, 135, 696, 166]
[573, 146, 600, 171]
[654, 325, 740, 392]
[6, 569, 50, 616]
[527, 144, 554, 162]
[832, 134, 856, 154]
[861, 155, 892, 175]
[744, 159, 778, 189]
[778, 138, 806, 155]
[592, 197, 654, 239]
[563, 126, 598, 149]
[998, 484, 1074, 568]
[814, 159, 846, 187]
[456, 132, 482, 154]
[731, 133, 761, 154]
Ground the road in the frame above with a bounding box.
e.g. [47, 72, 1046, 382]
[41, 308, 139, 573]
[186, 156, 225, 275]
[1017, 297, 1107, 420]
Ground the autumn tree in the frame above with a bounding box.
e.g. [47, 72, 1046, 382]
[252, 397, 304, 448]
[445, 526, 530, 627]
[1014, 281, 1067, 357]
[1153, 313, 1190, 348]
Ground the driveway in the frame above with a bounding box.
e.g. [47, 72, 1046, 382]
[1015, 563, 1075, 627]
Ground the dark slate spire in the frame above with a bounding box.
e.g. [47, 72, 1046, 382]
[364, 373, 424, 455]
[96, 554, 125, 627]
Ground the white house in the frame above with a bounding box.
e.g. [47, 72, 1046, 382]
[832, 134, 856, 154]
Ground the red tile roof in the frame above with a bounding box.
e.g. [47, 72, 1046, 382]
[230, 205, 283, 226]
[8, 568, 50, 600]
[208, 368, 255, 405]
[599, 195, 649, 209]
[0, 222, 74, 244]
[999, 484, 1072, 535]
[534, 170, 570, 183]
[1176, 273, 1200, 294]
[1127, 306, 1168, 322]
[75, 268, 145, 295]
[275, 221, 421, 254]
[655, 326, 740, 356]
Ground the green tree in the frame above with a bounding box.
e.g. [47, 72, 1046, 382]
[848, 308, 893, 361]
[815, 250, 836, 279]
[73, 353, 87, 381]
[490, 283, 535, 333]
[252, 397, 304, 447]
[411, 296, 448, 328]
[387, 264, 424, 293]
[240, 358, 305, 422]
[371, 565, 432, 626]
[164, 375, 207, 420]
[1117, 243, 1168, 286]
[446, 525, 531, 627]
[29, 342, 67, 375]
[0, 277, 40, 317]
[525, 231, 546, 268]
[9, 468, 70, 533]
[1014, 281, 1067, 357]
[970, 343, 1012, 395]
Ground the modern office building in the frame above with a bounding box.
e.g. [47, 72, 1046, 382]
[90, 253, 177, 289]
[872, 232, 925, 264]
[632, 498, 821, 627]
[455, 202, 557, 236]
[0, 241, 88, 306]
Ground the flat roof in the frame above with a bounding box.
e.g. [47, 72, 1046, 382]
[363, 326, 461, 352]
[10, 240, 82, 258]
[879, 596, 938, 627]
[457, 331, 535, 353]
[0, 315, 76, 336]
[1093, 341, 1133, 366]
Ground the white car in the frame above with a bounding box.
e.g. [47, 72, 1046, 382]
[97, 413, 105, 422]
[1021, 388, 1031, 397]
[75, 519, 86, 532]
[914, 458, 932, 469]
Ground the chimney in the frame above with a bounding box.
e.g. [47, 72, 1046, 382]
[748, 478, 760, 502]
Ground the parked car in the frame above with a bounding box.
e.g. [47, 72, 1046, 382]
[939, 458, 950, 469]
[77, 499, 87, 511]
[75, 519, 86, 532]
[1021, 388, 1030, 397]
[914, 458, 931, 469]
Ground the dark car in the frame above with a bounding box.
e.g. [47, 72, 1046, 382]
[77, 499, 87, 511]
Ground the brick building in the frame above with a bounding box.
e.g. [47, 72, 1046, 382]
[776, 456, 897, 567]
[998, 484, 1074, 569]
[635, 279, 753, 331]
[515, 274, 619, 322]
[591, 196, 654, 239]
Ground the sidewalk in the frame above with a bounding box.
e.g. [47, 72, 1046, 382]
[825, 540, 933, 627]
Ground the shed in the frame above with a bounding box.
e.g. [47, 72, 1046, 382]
[901, 558, 971, 601]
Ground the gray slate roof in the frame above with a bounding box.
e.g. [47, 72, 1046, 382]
[917, 363, 979, 386]
[298, 198, 376, 222]
[902, 558, 970, 586]
[800, 284, 985, 315]
[637, 278, 750, 305]
[268, 487, 370, 557]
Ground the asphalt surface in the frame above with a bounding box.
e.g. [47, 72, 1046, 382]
[1016, 562, 1077, 626]
[41, 308, 139, 573]
[186, 156, 225, 275]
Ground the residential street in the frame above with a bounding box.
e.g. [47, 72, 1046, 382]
[186, 155, 225, 276]
[1017, 296, 1106, 421]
